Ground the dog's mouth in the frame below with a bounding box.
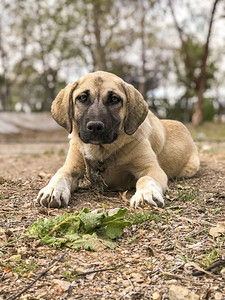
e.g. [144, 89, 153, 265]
[78, 132, 118, 145]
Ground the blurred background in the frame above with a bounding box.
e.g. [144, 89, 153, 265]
[0, 0, 225, 131]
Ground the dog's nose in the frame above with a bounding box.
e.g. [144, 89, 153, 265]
[87, 121, 104, 133]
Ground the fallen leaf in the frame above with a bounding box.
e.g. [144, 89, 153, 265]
[0, 227, 7, 245]
[209, 222, 225, 238]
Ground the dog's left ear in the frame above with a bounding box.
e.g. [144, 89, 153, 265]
[123, 83, 149, 135]
[51, 82, 78, 133]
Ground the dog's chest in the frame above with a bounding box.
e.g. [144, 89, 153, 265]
[84, 156, 135, 191]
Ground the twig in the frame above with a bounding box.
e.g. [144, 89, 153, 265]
[76, 265, 119, 277]
[0, 235, 27, 249]
[6, 250, 68, 300]
[162, 271, 195, 282]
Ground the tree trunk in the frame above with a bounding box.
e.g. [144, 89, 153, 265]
[168, 0, 221, 126]
[192, 82, 204, 126]
[138, 0, 147, 97]
[93, 1, 106, 71]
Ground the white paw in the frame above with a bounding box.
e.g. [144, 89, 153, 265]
[130, 180, 164, 208]
[36, 183, 71, 208]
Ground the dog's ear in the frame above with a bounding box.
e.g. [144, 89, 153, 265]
[123, 83, 149, 135]
[51, 82, 78, 133]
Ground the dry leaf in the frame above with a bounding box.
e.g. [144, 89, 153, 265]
[0, 227, 7, 245]
[209, 222, 225, 238]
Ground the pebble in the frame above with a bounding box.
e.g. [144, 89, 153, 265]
[214, 293, 223, 300]
[122, 280, 131, 287]
[169, 285, 199, 300]
[152, 292, 161, 300]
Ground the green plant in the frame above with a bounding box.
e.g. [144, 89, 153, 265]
[212, 207, 221, 215]
[28, 208, 131, 251]
[205, 242, 222, 267]
[43, 150, 54, 156]
[58, 149, 66, 156]
[176, 189, 198, 202]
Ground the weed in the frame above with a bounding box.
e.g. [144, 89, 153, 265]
[128, 209, 168, 225]
[58, 149, 66, 156]
[212, 207, 221, 215]
[204, 242, 222, 267]
[12, 263, 38, 276]
[127, 236, 137, 244]
[63, 270, 76, 279]
[0, 194, 2, 199]
[185, 237, 196, 243]
[43, 150, 54, 156]
[176, 189, 198, 202]
[31, 153, 41, 158]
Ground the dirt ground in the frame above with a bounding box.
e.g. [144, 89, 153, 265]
[0, 129, 225, 300]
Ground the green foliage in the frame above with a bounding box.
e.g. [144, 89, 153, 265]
[176, 189, 198, 202]
[203, 98, 215, 121]
[28, 208, 131, 251]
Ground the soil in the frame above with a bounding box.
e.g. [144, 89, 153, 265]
[0, 129, 225, 300]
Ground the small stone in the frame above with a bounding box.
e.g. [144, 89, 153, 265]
[52, 279, 71, 296]
[169, 285, 199, 300]
[130, 273, 144, 283]
[153, 292, 161, 300]
[220, 268, 225, 279]
[214, 292, 223, 300]
[122, 280, 130, 287]
[17, 247, 27, 255]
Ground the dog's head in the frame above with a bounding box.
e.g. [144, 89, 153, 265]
[51, 71, 148, 144]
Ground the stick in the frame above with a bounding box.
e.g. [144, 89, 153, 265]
[7, 250, 68, 300]
[76, 265, 119, 277]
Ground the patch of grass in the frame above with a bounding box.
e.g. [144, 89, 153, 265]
[1, 261, 38, 277]
[127, 209, 168, 225]
[58, 149, 66, 156]
[178, 238, 223, 269]
[63, 270, 77, 279]
[204, 242, 222, 267]
[0, 194, 2, 199]
[185, 237, 196, 243]
[186, 122, 225, 141]
[12, 263, 38, 276]
[31, 153, 41, 158]
[212, 207, 222, 215]
[176, 189, 198, 202]
[43, 150, 54, 156]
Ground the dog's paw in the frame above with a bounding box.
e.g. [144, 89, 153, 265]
[36, 184, 71, 208]
[130, 180, 164, 208]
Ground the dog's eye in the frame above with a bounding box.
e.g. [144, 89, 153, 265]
[110, 95, 121, 104]
[77, 94, 88, 102]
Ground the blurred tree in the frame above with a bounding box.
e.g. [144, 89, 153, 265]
[168, 0, 223, 126]
[173, 37, 217, 122]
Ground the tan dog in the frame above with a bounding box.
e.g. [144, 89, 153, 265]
[37, 71, 199, 208]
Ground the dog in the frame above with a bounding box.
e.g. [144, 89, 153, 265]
[36, 71, 199, 208]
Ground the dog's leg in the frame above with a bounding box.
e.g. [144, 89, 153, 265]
[36, 142, 85, 208]
[130, 150, 168, 208]
[178, 152, 200, 178]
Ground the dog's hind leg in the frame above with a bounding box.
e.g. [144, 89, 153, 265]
[178, 152, 200, 178]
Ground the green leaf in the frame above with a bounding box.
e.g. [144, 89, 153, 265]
[27, 208, 131, 252]
[79, 210, 106, 233]
[104, 221, 131, 239]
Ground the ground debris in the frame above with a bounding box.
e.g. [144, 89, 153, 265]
[0, 137, 225, 299]
[169, 285, 199, 300]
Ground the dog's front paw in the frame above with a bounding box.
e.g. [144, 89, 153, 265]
[36, 184, 71, 208]
[130, 179, 164, 208]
